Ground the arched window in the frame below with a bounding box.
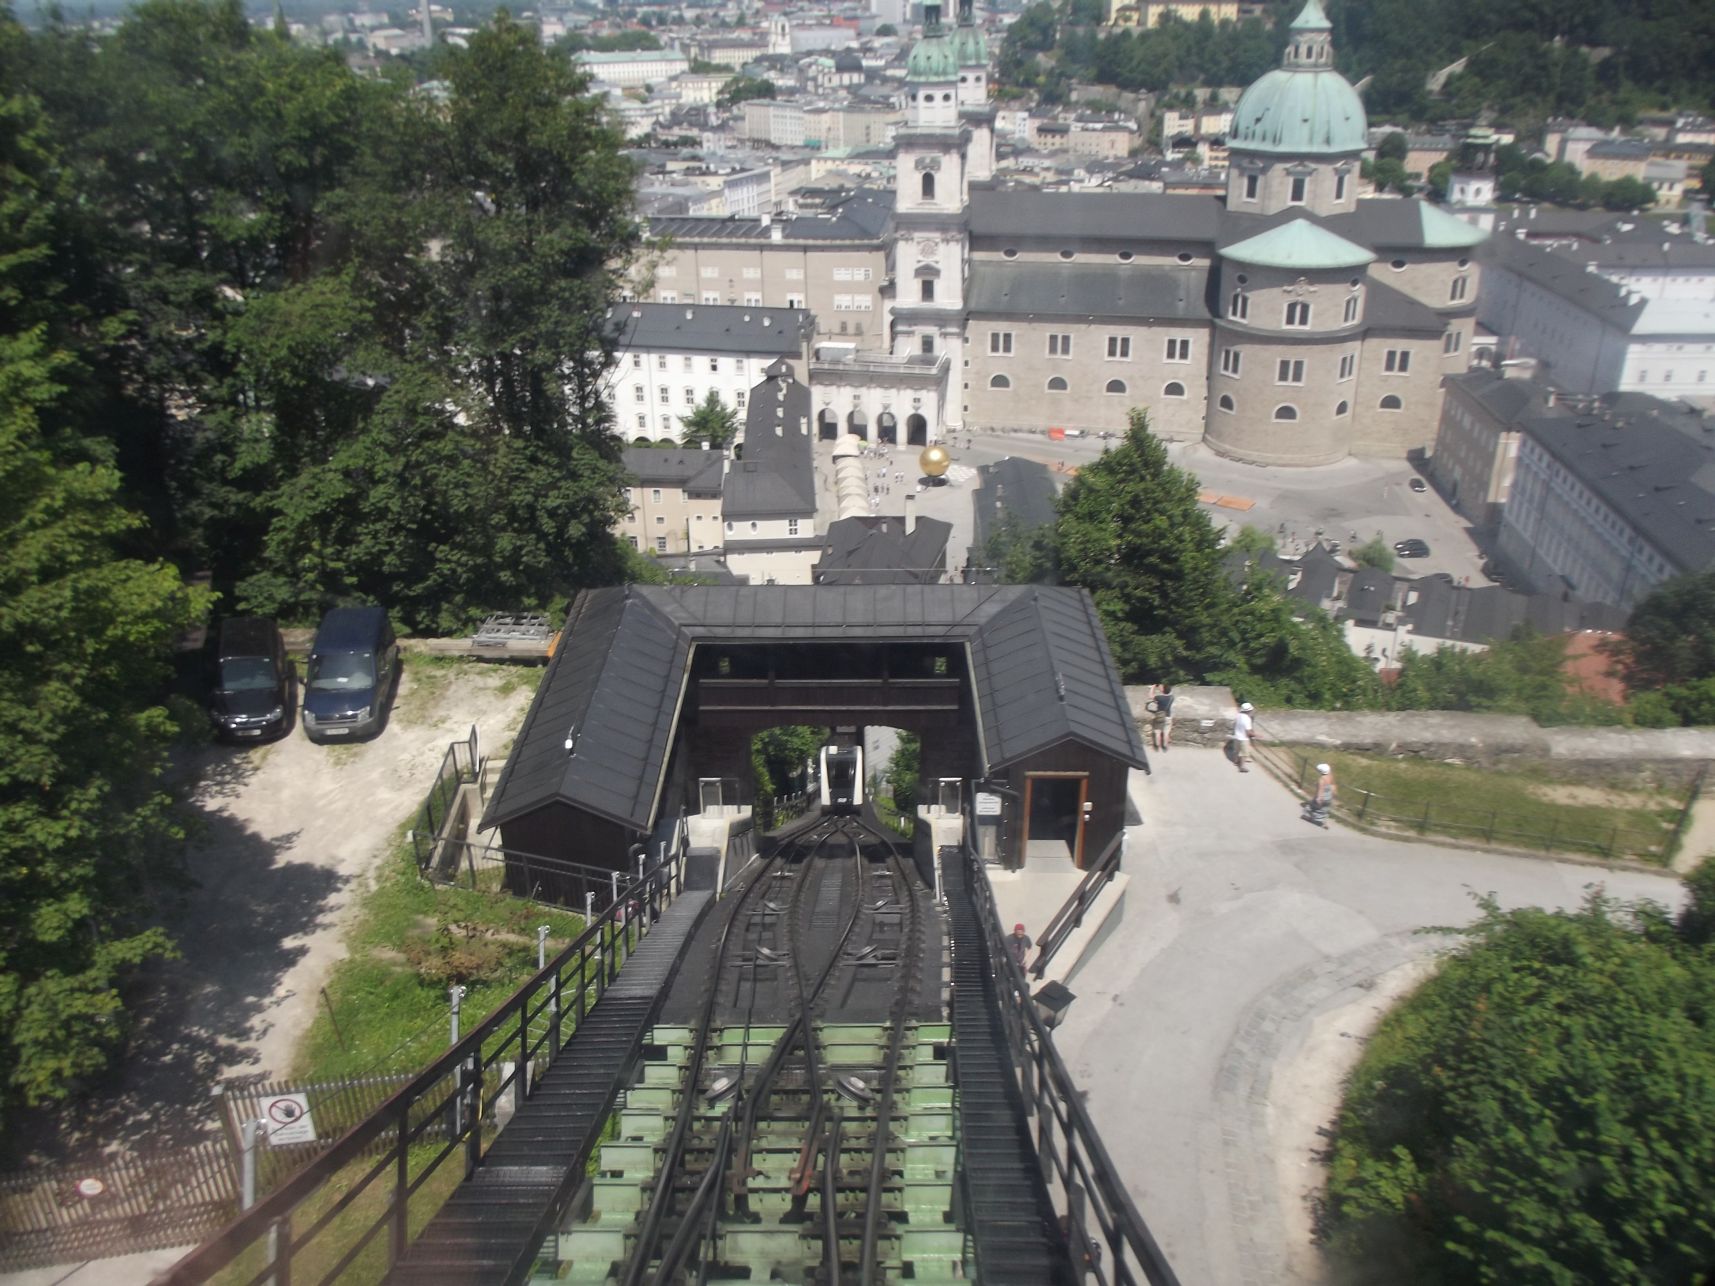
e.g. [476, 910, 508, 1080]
[1335, 400, 1350, 416]
[1273, 404, 1299, 421]
[1218, 394, 1235, 412]
[989, 374, 1011, 389]
[1379, 394, 1403, 410]
[1162, 381, 1186, 398]
[1105, 379, 1127, 394]
[1047, 376, 1069, 391]
[921, 171, 936, 202]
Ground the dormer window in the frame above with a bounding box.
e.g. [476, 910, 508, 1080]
[1289, 175, 1307, 204]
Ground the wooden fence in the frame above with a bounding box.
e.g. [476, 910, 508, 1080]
[0, 1139, 237, 1271]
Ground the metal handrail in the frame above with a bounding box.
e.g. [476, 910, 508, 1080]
[154, 841, 688, 1286]
[960, 844, 1182, 1286]
[1029, 830, 1124, 979]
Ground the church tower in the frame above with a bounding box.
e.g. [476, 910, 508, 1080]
[1225, 0, 1365, 217]
[891, 0, 968, 427]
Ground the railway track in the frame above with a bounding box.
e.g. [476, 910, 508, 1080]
[549, 811, 949, 1284]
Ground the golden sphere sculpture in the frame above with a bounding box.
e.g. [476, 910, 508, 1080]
[919, 444, 952, 478]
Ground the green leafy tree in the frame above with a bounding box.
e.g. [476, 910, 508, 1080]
[1053, 409, 1233, 681]
[679, 391, 740, 449]
[885, 733, 922, 814]
[1620, 568, 1715, 690]
[1350, 538, 1395, 573]
[1601, 174, 1656, 210]
[0, 329, 207, 1113]
[981, 513, 1059, 584]
[751, 725, 825, 805]
[1323, 891, 1715, 1283]
[874, 22, 897, 36]
[1376, 129, 1409, 162]
[1225, 525, 1276, 558]
[718, 75, 777, 107]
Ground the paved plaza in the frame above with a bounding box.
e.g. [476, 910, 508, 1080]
[1052, 745, 1683, 1286]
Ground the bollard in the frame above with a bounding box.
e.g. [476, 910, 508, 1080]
[240, 1119, 261, 1211]
[450, 984, 467, 1045]
[537, 924, 550, 971]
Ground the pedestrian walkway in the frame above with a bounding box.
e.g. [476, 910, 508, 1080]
[1050, 745, 1683, 1286]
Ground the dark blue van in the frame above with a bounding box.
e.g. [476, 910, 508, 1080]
[301, 606, 398, 743]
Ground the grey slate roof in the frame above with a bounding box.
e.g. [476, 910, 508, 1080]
[814, 515, 953, 584]
[726, 359, 816, 519]
[647, 189, 893, 244]
[480, 584, 1147, 834]
[1344, 567, 1396, 623]
[966, 262, 1210, 321]
[622, 447, 726, 493]
[1445, 368, 1553, 424]
[609, 303, 810, 356]
[1487, 237, 1647, 331]
[1520, 403, 1715, 576]
[1363, 279, 1446, 334]
[967, 187, 1223, 244]
[971, 457, 1059, 576]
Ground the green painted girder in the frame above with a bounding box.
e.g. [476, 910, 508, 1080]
[594, 1140, 658, 1175]
[623, 1085, 677, 1111]
[616, 1109, 669, 1138]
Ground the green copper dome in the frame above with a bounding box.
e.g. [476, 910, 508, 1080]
[1229, 0, 1366, 157]
[907, 32, 960, 81]
[951, 24, 988, 67]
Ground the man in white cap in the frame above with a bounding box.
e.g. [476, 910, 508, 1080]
[1305, 762, 1336, 827]
[1230, 700, 1256, 772]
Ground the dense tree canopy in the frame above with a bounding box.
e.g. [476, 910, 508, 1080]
[679, 392, 741, 449]
[1323, 885, 1715, 1283]
[0, 0, 644, 1114]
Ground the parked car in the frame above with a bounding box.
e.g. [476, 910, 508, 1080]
[1393, 538, 1431, 558]
[301, 606, 399, 743]
[1409, 477, 1428, 493]
[208, 617, 292, 742]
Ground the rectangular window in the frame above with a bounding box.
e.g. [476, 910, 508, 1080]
[1244, 172, 1259, 201]
[788, 518, 800, 536]
[834, 267, 852, 281]
[742, 266, 761, 279]
[1276, 358, 1305, 385]
[920, 279, 935, 302]
[683, 356, 694, 372]
[1338, 353, 1355, 381]
[1109, 336, 1132, 359]
[631, 353, 642, 368]
[636, 415, 646, 429]
[1165, 337, 1190, 362]
[1230, 291, 1249, 321]
[1443, 330, 1463, 354]
[654, 514, 665, 526]
[1343, 295, 1359, 324]
[1048, 333, 1073, 357]
[744, 293, 762, 306]
[658, 291, 676, 303]
[1385, 349, 1411, 374]
[657, 355, 668, 370]
[656, 536, 667, 552]
[787, 295, 804, 308]
[1284, 301, 1311, 327]
[701, 292, 718, 305]
[1220, 348, 1241, 376]
[990, 331, 1013, 355]
[736, 389, 746, 406]
[651, 488, 662, 502]
[1289, 175, 1307, 204]
[785, 267, 805, 280]
[1334, 171, 1348, 202]
[629, 535, 639, 549]
[658, 385, 669, 402]
[683, 387, 695, 404]
[657, 265, 677, 279]
[708, 357, 719, 372]
[700, 266, 718, 278]
[1450, 275, 1468, 302]
[920, 335, 936, 355]
[634, 384, 645, 401]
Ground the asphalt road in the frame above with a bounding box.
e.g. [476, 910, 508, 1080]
[953, 428, 1492, 585]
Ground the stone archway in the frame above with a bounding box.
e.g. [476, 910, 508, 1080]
[877, 411, 898, 445]
[848, 409, 869, 441]
[818, 409, 840, 441]
[906, 413, 928, 446]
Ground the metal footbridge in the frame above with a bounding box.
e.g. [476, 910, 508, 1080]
[155, 817, 1178, 1286]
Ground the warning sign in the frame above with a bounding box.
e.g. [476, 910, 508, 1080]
[260, 1093, 317, 1146]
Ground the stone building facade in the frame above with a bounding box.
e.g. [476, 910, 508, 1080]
[622, 0, 1485, 466]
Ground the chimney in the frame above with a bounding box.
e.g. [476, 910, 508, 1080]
[904, 492, 917, 534]
[1499, 357, 1537, 380]
[770, 221, 784, 243]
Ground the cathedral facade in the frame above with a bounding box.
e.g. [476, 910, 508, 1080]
[638, 0, 1486, 466]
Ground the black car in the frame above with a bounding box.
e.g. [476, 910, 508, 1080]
[208, 617, 292, 742]
[302, 605, 399, 743]
[1409, 477, 1428, 493]
[1393, 538, 1431, 558]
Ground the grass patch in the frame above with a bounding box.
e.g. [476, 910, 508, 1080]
[1284, 748, 1685, 863]
[872, 793, 915, 837]
[294, 825, 586, 1081]
[494, 662, 547, 700]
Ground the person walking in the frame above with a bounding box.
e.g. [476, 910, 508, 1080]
[1304, 762, 1336, 827]
[1006, 923, 1033, 968]
[1149, 683, 1175, 752]
[1229, 700, 1256, 772]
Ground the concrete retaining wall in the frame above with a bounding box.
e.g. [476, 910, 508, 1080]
[1124, 685, 1715, 789]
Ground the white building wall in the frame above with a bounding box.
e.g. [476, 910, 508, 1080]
[610, 348, 786, 442]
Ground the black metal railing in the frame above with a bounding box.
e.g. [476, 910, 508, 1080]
[425, 837, 643, 914]
[1029, 830, 1125, 980]
[959, 843, 1182, 1286]
[409, 726, 481, 872]
[153, 845, 686, 1286]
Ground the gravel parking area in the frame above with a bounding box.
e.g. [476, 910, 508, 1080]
[21, 659, 538, 1160]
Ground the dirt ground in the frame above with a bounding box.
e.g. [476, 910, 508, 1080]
[19, 659, 538, 1161]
